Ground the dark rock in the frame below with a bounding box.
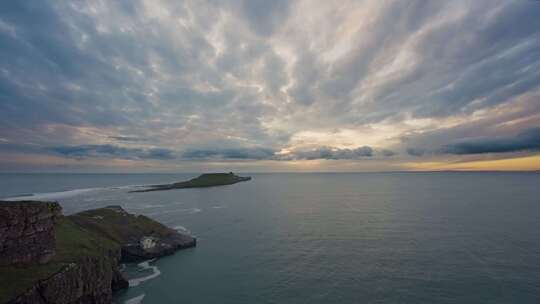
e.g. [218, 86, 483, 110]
[0, 201, 61, 266]
[8, 254, 126, 304]
[70, 205, 196, 262]
[0, 201, 194, 304]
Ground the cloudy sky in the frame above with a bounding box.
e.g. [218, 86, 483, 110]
[1, 1, 540, 172]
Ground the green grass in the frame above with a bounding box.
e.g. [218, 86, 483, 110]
[0, 206, 182, 302]
[54, 216, 119, 259]
[69, 207, 174, 245]
[133, 172, 251, 192]
[174, 173, 250, 188]
[0, 261, 62, 304]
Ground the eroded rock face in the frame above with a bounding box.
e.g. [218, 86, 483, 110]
[0, 201, 62, 266]
[8, 252, 128, 304]
[0, 202, 193, 304]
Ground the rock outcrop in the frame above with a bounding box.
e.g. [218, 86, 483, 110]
[8, 254, 126, 304]
[0, 201, 62, 266]
[70, 205, 196, 262]
[0, 201, 195, 304]
[131, 172, 251, 192]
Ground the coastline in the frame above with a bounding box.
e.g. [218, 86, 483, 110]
[0, 201, 195, 304]
[130, 172, 251, 193]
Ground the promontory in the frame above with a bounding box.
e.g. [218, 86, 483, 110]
[0, 201, 196, 304]
[131, 172, 251, 193]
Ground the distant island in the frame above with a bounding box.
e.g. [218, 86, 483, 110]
[0, 201, 195, 304]
[131, 172, 252, 193]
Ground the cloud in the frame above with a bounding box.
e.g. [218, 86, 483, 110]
[108, 136, 147, 142]
[441, 127, 540, 155]
[279, 146, 397, 160]
[181, 145, 395, 161]
[407, 148, 426, 157]
[50, 145, 176, 160]
[238, 0, 291, 37]
[284, 146, 373, 160]
[182, 147, 276, 160]
[380, 149, 397, 157]
[142, 148, 176, 160]
[1, 1, 540, 171]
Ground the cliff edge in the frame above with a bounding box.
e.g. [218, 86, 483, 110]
[0, 201, 196, 304]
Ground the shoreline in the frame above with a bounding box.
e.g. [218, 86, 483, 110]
[0, 201, 196, 304]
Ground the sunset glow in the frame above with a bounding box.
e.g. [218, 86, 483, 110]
[1, 1, 539, 172]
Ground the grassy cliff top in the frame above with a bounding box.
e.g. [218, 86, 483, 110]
[173, 172, 251, 188]
[0, 216, 118, 303]
[69, 205, 175, 245]
[0, 204, 194, 303]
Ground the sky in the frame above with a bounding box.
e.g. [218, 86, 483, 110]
[1, 0, 540, 172]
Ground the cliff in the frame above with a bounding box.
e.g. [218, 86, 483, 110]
[132, 172, 251, 192]
[0, 202, 196, 304]
[70, 205, 196, 262]
[0, 201, 62, 265]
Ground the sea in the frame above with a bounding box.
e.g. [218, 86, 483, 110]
[1, 172, 539, 303]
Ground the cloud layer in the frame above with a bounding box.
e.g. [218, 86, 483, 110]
[442, 127, 540, 155]
[1, 1, 540, 171]
[50, 145, 176, 160]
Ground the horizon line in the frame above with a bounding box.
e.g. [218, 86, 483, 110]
[0, 170, 539, 174]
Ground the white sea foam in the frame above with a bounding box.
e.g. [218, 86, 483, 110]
[3, 188, 100, 201]
[174, 225, 191, 234]
[212, 205, 226, 209]
[124, 294, 145, 304]
[147, 207, 201, 216]
[1, 182, 166, 202]
[128, 259, 161, 287]
[127, 204, 168, 210]
[111, 184, 154, 190]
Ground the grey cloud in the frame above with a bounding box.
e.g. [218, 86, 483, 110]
[181, 145, 395, 161]
[239, 0, 291, 36]
[407, 148, 425, 157]
[108, 136, 147, 142]
[50, 145, 176, 160]
[1, 1, 540, 171]
[380, 149, 397, 157]
[399, 96, 540, 158]
[182, 147, 276, 160]
[374, 1, 540, 119]
[283, 146, 377, 160]
[441, 127, 540, 155]
[0, 0, 287, 152]
[142, 148, 176, 160]
[283, 1, 540, 126]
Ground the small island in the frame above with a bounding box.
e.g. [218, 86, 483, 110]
[131, 172, 252, 193]
[0, 201, 195, 304]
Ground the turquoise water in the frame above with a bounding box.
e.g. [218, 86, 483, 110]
[1, 173, 540, 303]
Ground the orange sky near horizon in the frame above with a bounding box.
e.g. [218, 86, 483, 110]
[402, 154, 540, 171]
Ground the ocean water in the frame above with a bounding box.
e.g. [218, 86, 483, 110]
[1, 172, 540, 303]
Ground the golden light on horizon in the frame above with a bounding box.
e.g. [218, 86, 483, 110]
[402, 154, 540, 171]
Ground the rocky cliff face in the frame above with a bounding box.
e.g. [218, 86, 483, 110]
[8, 253, 127, 304]
[0, 201, 194, 304]
[0, 201, 62, 266]
[0, 200, 128, 304]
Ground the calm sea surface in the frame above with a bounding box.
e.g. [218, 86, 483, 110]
[1, 172, 540, 303]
